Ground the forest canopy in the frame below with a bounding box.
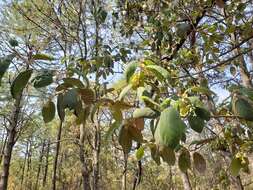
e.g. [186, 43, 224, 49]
[0, 0, 253, 190]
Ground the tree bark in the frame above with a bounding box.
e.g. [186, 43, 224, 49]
[79, 123, 91, 190]
[35, 140, 46, 190]
[52, 121, 63, 190]
[43, 140, 50, 187]
[92, 126, 101, 190]
[0, 93, 22, 190]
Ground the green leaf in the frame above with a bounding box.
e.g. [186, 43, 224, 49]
[125, 62, 138, 83]
[178, 150, 191, 172]
[0, 54, 15, 86]
[188, 114, 205, 133]
[11, 70, 33, 99]
[133, 107, 160, 119]
[187, 86, 215, 96]
[33, 71, 53, 88]
[119, 84, 132, 100]
[118, 124, 132, 154]
[230, 157, 243, 177]
[63, 78, 85, 88]
[42, 101, 56, 123]
[9, 39, 19, 47]
[193, 152, 206, 173]
[195, 107, 210, 121]
[141, 96, 161, 111]
[62, 89, 79, 110]
[32, 53, 55, 61]
[154, 107, 186, 149]
[159, 145, 176, 165]
[145, 64, 170, 81]
[136, 146, 145, 161]
[57, 94, 65, 121]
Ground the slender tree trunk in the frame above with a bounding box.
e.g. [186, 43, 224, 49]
[92, 126, 101, 190]
[52, 121, 63, 190]
[79, 123, 91, 190]
[0, 132, 8, 165]
[20, 141, 29, 189]
[181, 171, 192, 190]
[43, 140, 50, 187]
[0, 93, 22, 190]
[35, 140, 45, 190]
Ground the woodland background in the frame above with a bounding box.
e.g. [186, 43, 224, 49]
[0, 0, 253, 190]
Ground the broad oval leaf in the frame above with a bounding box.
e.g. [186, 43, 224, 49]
[118, 124, 132, 154]
[42, 101, 56, 123]
[230, 157, 242, 177]
[136, 146, 145, 161]
[57, 94, 65, 121]
[178, 149, 191, 172]
[193, 152, 206, 173]
[154, 107, 186, 149]
[159, 145, 176, 165]
[33, 71, 53, 88]
[63, 78, 85, 88]
[11, 69, 33, 99]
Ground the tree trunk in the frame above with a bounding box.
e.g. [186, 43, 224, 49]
[52, 121, 63, 190]
[43, 140, 50, 187]
[0, 132, 8, 166]
[20, 141, 29, 189]
[0, 93, 22, 190]
[181, 171, 192, 190]
[79, 123, 91, 190]
[35, 140, 45, 190]
[92, 126, 101, 190]
[121, 154, 128, 190]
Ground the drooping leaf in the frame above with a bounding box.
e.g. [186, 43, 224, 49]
[188, 114, 205, 133]
[187, 86, 215, 96]
[145, 64, 170, 81]
[0, 54, 15, 86]
[230, 157, 243, 177]
[159, 145, 176, 165]
[136, 146, 145, 161]
[128, 124, 143, 143]
[33, 71, 53, 88]
[79, 88, 95, 104]
[125, 62, 138, 83]
[133, 107, 160, 119]
[11, 69, 33, 99]
[118, 124, 132, 154]
[178, 149, 191, 172]
[62, 89, 79, 110]
[193, 152, 206, 173]
[119, 84, 132, 100]
[154, 107, 186, 149]
[42, 101, 56, 123]
[232, 94, 253, 121]
[57, 94, 65, 121]
[32, 53, 55, 61]
[63, 78, 85, 88]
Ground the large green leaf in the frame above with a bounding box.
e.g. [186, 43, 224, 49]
[188, 114, 205, 133]
[133, 107, 160, 119]
[193, 152, 206, 173]
[232, 94, 253, 121]
[154, 107, 186, 149]
[62, 89, 79, 110]
[125, 62, 138, 83]
[118, 124, 132, 154]
[0, 54, 15, 86]
[159, 145, 176, 165]
[33, 71, 53, 88]
[145, 64, 170, 81]
[230, 157, 243, 177]
[11, 69, 33, 99]
[42, 101, 56, 123]
[57, 94, 65, 121]
[178, 149, 191, 172]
